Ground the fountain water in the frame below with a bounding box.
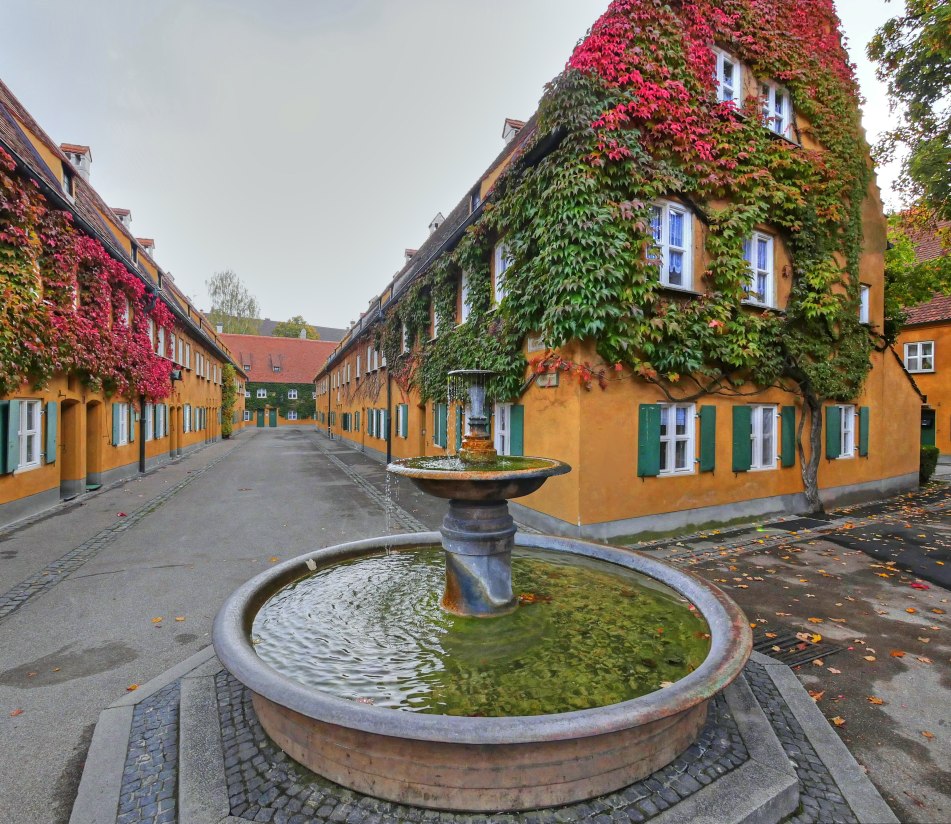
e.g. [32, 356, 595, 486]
[213, 370, 752, 812]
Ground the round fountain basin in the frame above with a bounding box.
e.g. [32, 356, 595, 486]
[213, 533, 752, 812]
[387, 455, 571, 500]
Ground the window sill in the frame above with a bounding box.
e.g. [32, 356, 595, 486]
[658, 469, 695, 477]
[13, 462, 41, 474]
[907, 369, 935, 374]
[750, 464, 778, 472]
[658, 284, 701, 297]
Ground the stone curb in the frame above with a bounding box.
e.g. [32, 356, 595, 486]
[758, 656, 900, 824]
[179, 675, 229, 824]
[110, 646, 217, 708]
[68, 705, 134, 824]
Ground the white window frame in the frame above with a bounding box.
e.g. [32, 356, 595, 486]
[838, 404, 856, 459]
[460, 271, 472, 323]
[183, 404, 191, 434]
[122, 298, 132, 327]
[367, 346, 373, 373]
[433, 302, 442, 339]
[312, 391, 317, 400]
[244, 390, 251, 398]
[859, 285, 870, 324]
[144, 403, 154, 441]
[356, 356, 361, 377]
[760, 80, 795, 141]
[17, 399, 42, 471]
[750, 405, 777, 470]
[743, 232, 775, 306]
[156, 404, 166, 438]
[287, 389, 298, 400]
[185, 343, 191, 370]
[287, 410, 298, 421]
[494, 403, 513, 456]
[904, 341, 934, 373]
[402, 323, 410, 354]
[396, 404, 406, 439]
[244, 410, 252, 422]
[116, 402, 129, 446]
[148, 318, 156, 349]
[256, 388, 268, 399]
[649, 200, 693, 289]
[658, 403, 696, 476]
[494, 243, 513, 304]
[713, 47, 742, 105]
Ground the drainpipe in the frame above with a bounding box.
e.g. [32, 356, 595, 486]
[138, 394, 147, 473]
[386, 371, 392, 464]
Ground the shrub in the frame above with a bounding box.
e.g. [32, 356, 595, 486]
[920, 445, 940, 484]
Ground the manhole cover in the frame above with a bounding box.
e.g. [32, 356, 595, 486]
[753, 624, 846, 666]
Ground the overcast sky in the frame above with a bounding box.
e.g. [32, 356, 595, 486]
[1, 0, 900, 329]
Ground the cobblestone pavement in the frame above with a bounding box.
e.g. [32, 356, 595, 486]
[210, 669, 746, 824]
[117, 683, 180, 824]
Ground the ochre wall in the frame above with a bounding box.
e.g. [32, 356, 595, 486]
[897, 322, 951, 455]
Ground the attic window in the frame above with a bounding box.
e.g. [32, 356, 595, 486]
[243, 363, 251, 371]
[62, 167, 75, 199]
[273, 365, 281, 373]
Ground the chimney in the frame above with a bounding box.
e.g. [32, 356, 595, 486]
[299, 328, 307, 339]
[502, 118, 525, 144]
[216, 323, 224, 334]
[61, 144, 92, 181]
[405, 248, 417, 264]
[428, 212, 445, 234]
[112, 208, 132, 229]
[137, 238, 155, 258]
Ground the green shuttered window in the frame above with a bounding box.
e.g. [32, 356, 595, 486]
[699, 406, 715, 472]
[859, 406, 870, 457]
[637, 404, 661, 477]
[434, 403, 448, 448]
[45, 401, 58, 464]
[826, 406, 842, 459]
[781, 407, 796, 467]
[732, 406, 752, 472]
[509, 404, 524, 457]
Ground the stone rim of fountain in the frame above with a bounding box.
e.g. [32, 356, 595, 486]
[213, 531, 752, 745]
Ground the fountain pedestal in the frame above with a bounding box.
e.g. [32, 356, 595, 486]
[440, 499, 517, 616]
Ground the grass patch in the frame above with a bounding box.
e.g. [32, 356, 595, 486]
[609, 514, 775, 546]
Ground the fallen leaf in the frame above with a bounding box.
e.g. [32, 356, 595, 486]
[922, 731, 935, 740]
[917, 637, 931, 644]
[26, 672, 37, 678]
[9, 709, 23, 717]
[828, 667, 842, 674]
[910, 582, 930, 591]
[269, 557, 279, 563]
[813, 659, 824, 667]
[863, 656, 877, 662]
[116, 512, 127, 518]
[175, 616, 185, 622]
[808, 690, 825, 701]
[832, 716, 846, 727]
[808, 617, 824, 624]
[51, 667, 60, 672]
[151, 617, 163, 624]
[126, 684, 138, 692]
[932, 608, 946, 615]
[765, 632, 778, 639]
[867, 696, 885, 705]
[830, 618, 847, 623]
[305, 559, 317, 571]
[917, 656, 933, 665]
[906, 608, 918, 615]
[890, 650, 906, 658]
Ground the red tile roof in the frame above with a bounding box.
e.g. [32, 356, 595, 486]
[60, 143, 90, 155]
[902, 221, 950, 325]
[905, 294, 951, 325]
[911, 219, 949, 264]
[219, 334, 334, 384]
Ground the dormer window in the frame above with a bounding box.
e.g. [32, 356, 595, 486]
[273, 365, 281, 373]
[243, 363, 251, 371]
[648, 200, 693, 289]
[713, 48, 742, 105]
[760, 80, 795, 141]
[62, 167, 75, 200]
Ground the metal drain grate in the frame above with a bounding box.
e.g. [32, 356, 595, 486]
[753, 625, 846, 667]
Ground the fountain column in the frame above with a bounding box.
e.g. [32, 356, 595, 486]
[440, 499, 517, 616]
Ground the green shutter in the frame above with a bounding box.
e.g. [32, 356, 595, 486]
[859, 406, 870, 457]
[400, 404, 408, 438]
[128, 406, 135, 442]
[781, 406, 796, 467]
[45, 401, 58, 464]
[455, 405, 464, 451]
[637, 404, 661, 477]
[0, 401, 8, 474]
[384, 410, 391, 440]
[112, 403, 121, 446]
[732, 406, 752, 472]
[699, 406, 716, 472]
[3, 401, 19, 474]
[510, 404, 524, 457]
[825, 406, 841, 459]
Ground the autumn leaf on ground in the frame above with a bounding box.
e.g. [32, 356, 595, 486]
[175, 616, 185, 622]
[867, 696, 885, 705]
[828, 667, 842, 674]
[906, 608, 918, 614]
[151, 617, 162, 624]
[917, 637, 930, 644]
[922, 731, 935, 740]
[808, 617, 824, 624]
[765, 632, 778, 639]
[831, 716, 846, 727]
[269, 557, 279, 563]
[910, 582, 930, 590]
[126, 684, 138, 692]
[917, 657, 933, 665]
[813, 659, 824, 667]
[890, 650, 906, 658]
[808, 690, 825, 701]
[863, 655, 877, 662]
[9, 709, 23, 717]
[932, 608, 946, 615]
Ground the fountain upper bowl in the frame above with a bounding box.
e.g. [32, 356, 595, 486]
[387, 456, 571, 500]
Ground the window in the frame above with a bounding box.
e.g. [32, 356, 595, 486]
[366, 346, 373, 373]
[743, 232, 774, 305]
[460, 272, 472, 323]
[183, 404, 191, 433]
[273, 365, 281, 373]
[649, 201, 693, 288]
[62, 167, 75, 199]
[432, 302, 442, 339]
[659, 403, 695, 475]
[243, 363, 251, 372]
[287, 410, 298, 421]
[116, 402, 129, 446]
[494, 243, 513, 303]
[244, 410, 252, 422]
[158, 327, 168, 357]
[713, 48, 742, 104]
[121, 298, 132, 327]
[402, 323, 411, 354]
[312, 391, 317, 400]
[170, 334, 177, 363]
[859, 285, 870, 324]
[356, 356, 361, 377]
[750, 406, 777, 470]
[155, 404, 166, 438]
[837, 404, 855, 458]
[144, 403, 154, 441]
[287, 389, 298, 400]
[244, 390, 251, 398]
[494, 403, 513, 456]
[17, 400, 41, 470]
[396, 404, 407, 439]
[185, 343, 191, 369]
[760, 80, 795, 140]
[256, 388, 268, 399]
[905, 341, 934, 373]
[148, 319, 156, 350]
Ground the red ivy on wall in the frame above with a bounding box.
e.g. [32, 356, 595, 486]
[0, 147, 174, 401]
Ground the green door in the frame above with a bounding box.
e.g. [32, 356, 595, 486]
[256, 409, 265, 427]
[922, 409, 936, 447]
[269, 408, 277, 428]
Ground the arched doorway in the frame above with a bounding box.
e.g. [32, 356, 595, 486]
[85, 401, 103, 489]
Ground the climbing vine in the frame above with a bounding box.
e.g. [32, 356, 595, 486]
[373, 0, 877, 510]
[221, 362, 237, 436]
[0, 148, 174, 400]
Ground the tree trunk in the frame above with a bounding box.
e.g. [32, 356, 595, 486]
[797, 391, 824, 513]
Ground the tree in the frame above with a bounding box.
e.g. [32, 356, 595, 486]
[221, 363, 237, 437]
[272, 315, 320, 339]
[206, 270, 261, 335]
[868, 0, 951, 222]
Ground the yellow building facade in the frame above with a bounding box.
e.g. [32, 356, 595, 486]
[0, 79, 247, 527]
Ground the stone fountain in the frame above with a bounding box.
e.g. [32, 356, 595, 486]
[213, 370, 752, 812]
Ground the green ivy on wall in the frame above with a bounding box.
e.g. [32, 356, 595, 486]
[244, 382, 317, 419]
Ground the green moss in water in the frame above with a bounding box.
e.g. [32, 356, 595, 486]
[252, 547, 710, 717]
